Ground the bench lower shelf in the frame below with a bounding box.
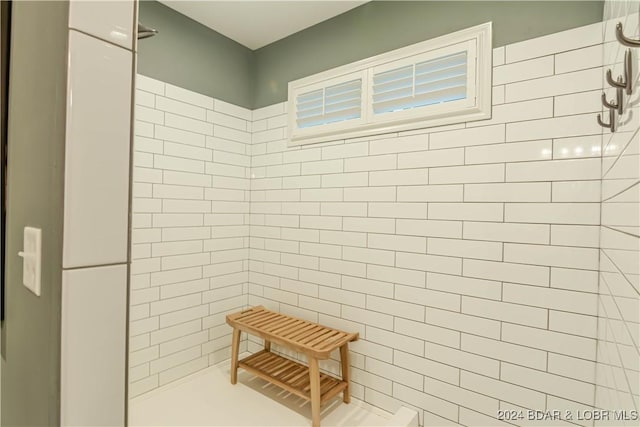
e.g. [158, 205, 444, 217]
[239, 350, 348, 405]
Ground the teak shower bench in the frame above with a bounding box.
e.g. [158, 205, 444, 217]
[226, 306, 359, 427]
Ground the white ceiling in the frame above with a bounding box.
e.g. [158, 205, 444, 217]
[158, 1, 368, 50]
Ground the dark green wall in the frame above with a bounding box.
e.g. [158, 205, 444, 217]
[142, 1, 604, 108]
[1, 1, 68, 425]
[252, 0, 604, 108]
[137, 0, 254, 109]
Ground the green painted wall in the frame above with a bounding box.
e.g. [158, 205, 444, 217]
[138, 1, 602, 109]
[0, 1, 68, 425]
[137, 0, 254, 109]
[252, 0, 604, 108]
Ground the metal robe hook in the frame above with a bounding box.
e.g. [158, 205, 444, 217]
[605, 49, 633, 95]
[601, 87, 624, 115]
[616, 22, 640, 47]
[597, 109, 616, 133]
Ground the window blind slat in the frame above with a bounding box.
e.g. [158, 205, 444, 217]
[295, 78, 362, 130]
[415, 52, 467, 75]
[297, 106, 361, 128]
[372, 50, 468, 116]
[373, 85, 467, 114]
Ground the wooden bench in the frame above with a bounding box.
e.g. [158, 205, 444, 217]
[226, 306, 359, 427]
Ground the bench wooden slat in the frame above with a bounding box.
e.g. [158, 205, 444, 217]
[227, 306, 358, 359]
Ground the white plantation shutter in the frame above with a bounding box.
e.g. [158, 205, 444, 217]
[288, 23, 491, 146]
[296, 78, 362, 129]
[372, 51, 468, 115]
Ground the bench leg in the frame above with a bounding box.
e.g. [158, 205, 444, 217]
[308, 357, 321, 427]
[340, 344, 351, 403]
[264, 339, 271, 352]
[230, 328, 241, 385]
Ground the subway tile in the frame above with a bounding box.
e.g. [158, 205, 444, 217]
[501, 363, 595, 405]
[430, 124, 505, 150]
[136, 75, 164, 95]
[554, 91, 602, 117]
[395, 318, 460, 348]
[368, 233, 426, 253]
[322, 172, 369, 188]
[165, 84, 213, 109]
[393, 383, 458, 422]
[366, 295, 424, 321]
[370, 169, 428, 186]
[369, 202, 428, 219]
[463, 259, 549, 287]
[507, 158, 600, 182]
[551, 267, 599, 293]
[395, 284, 460, 311]
[427, 272, 502, 300]
[461, 371, 546, 410]
[424, 377, 499, 416]
[428, 203, 503, 222]
[156, 96, 206, 120]
[464, 182, 550, 202]
[321, 141, 368, 159]
[369, 133, 428, 155]
[461, 334, 547, 371]
[426, 307, 501, 340]
[504, 242, 599, 270]
[462, 296, 548, 328]
[463, 222, 550, 244]
[367, 326, 423, 356]
[397, 185, 463, 202]
[396, 252, 462, 275]
[344, 154, 397, 172]
[428, 237, 503, 261]
[505, 202, 601, 225]
[165, 113, 212, 136]
[207, 111, 246, 131]
[506, 114, 601, 141]
[430, 164, 505, 184]
[465, 139, 552, 164]
[550, 225, 600, 248]
[394, 349, 459, 385]
[343, 246, 395, 267]
[396, 219, 462, 238]
[344, 186, 396, 202]
[494, 56, 554, 85]
[155, 125, 205, 147]
[319, 258, 366, 278]
[426, 342, 499, 378]
[342, 306, 394, 330]
[549, 310, 598, 339]
[552, 180, 601, 202]
[503, 282, 598, 315]
[342, 276, 393, 298]
[301, 159, 343, 175]
[367, 264, 426, 288]
[397, 148, 464, 169]
[501, 324, 596, 360]
[555, 44, 603, 74]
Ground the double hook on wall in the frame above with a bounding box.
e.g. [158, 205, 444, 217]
[598, 22, 639, 132]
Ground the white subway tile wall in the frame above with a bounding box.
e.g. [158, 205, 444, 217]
[594, 2, 640, 425]
[247, 22, 606, 426]
[128, 19, 639, 427]
[130, 76, 250, 397]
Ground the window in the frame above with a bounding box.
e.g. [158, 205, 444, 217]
[288, 22, 492, 146]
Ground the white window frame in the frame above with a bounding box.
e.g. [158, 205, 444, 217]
[288, 22, 492, 146]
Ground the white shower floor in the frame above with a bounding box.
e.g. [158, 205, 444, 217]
[129, 360, 393, 427]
